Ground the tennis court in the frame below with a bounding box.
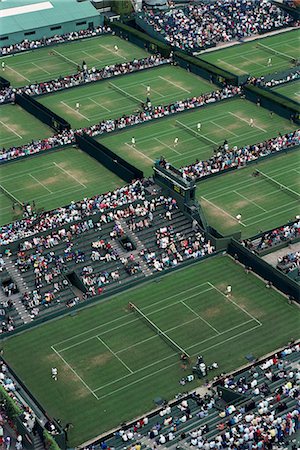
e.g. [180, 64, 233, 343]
[0, 146, 123, 225]
[200, 29, 300, 77]
[0, 104, 53, 149]
[4, 254, 299, 446]
[97, 97, 299, 175]
[1, 35, 149, 87]
[38, 65, 217, 128]
[271, 79, 300, 102]
[197, 151, 300, 239]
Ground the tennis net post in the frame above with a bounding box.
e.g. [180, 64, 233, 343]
[129, 302, 190, 358]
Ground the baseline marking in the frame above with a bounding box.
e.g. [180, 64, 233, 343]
[51, 346, 99, 399]
[53, 162, 87, 188]
[7, 65, 31, 82]
[60, 101, 90, 121]
[97, 337, 133, 374]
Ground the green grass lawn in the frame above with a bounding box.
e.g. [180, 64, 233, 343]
[3, 254, 299, 446]
[97, 97, 298, 176]
[38, 65, 217, 128]
[1, 35, 149, 87]
[271, 79, 300, 102]
[200, 29, 300, 77]
[197, 150, 300, 239]
[0, 146, 124, 225]
[0, 104, 53, 149]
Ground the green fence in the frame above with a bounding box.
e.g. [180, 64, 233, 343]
[75, 133, 144, 182]
[243, 84, 300, 124]
[15, 93, 71, 132]
[228, 239, 300, 301]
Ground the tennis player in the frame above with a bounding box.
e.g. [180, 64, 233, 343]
[114, 45, 119, 52]
[76, 102, 80, 111]
[1, 62, 5, 71]
[147, 85, 151, 95]
[249, 118, 254, 127]
[197, 122, 201, 132]
[131, 137, 136, 147]
[174, 137, 179, 147]
[267, 58, 272, 67]
[51, 367, 58, 381]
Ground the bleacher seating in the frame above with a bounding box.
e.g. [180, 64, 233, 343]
[88, 344, 300, 450]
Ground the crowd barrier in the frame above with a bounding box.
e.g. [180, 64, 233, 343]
[75, 133, 144, 182]
[243, 84, 300, 123]
[227, 239, 300, 301]
[15, 93, 71, 132]
[0, 76, 10, 88]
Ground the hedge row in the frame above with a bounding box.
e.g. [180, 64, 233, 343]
[245, 84, 300, 114]
[43, 430, 61, 450]
[0, 384, 22, 419]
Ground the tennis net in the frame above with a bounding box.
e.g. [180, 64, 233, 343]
[129, 302, 190, 357]
[0, 184, 23, 206]
[51, 49, 79, 68]
[256, 170, 300, 200]
[175, 120, 218, 146]
[256, 43, 295, 63]
[109, 82, 143, 105]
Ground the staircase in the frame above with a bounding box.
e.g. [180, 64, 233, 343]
[118, 218, 153, 277]
[32, 433, 46, 450]
[4, 256, 32, 324]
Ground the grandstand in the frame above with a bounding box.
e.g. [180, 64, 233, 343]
[0, 0, 299, 449]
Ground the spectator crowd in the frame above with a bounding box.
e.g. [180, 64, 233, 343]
[244, 220, 300, 252]
[141, 1, 294, 52]
[179, 130, 300, 180]
[248, 70, 300, 89]
[0, 85, 241, 163]
[0, 25, 111, 56]
[0, 55, 171, 104]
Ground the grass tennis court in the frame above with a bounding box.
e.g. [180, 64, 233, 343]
[38, 65, 217, 128]
[200, 29, 300, 77]
[3, 255, 299, 446]
[197, 151, 300, 239]
[1, 35, 148, 87]
[0, 147, 123, 225]
[0, 104, 53, 149]
[97, 97, 298, 176]
[271, 79, 300, 102]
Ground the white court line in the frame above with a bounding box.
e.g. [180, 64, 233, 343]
[125, 142, 153, 162]
[59, 287, 215, 353]
[94, 323, 261, 400]
[158, 75, 191, 93]
[0, 120, 22, 139]
[88, 97, 111, 113]
[32, 62, 51, 75]
[211, 120, 238, 137]
[208, 282, 262, 326]
[51, 346, 99, 399]
[245, 202, 299, 227]
[82, 50, 102, 63]
[141, 83, 164, 98]
[239, 55, 265, 69]
[181, 300, 220, 334]
[229, 112, 267, 132]
[97, 337, 133, 374]
[98, 44, 126, 60]
[200, 196, 247, 227]
[60, 101, 90, 121]
[53, 162, 87, 188]
[29, 174, 52, 193]
[205, 165, 296, 199]
[155, 137, 182, 155]
[234, 190, 267, 212]
[7, 65, 30, 82]
[217, 59, 243, 73]
[243, 199, 298, 223]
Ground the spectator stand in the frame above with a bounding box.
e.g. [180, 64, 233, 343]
[0, 178, 222, 337]
[79, 342, 300, 450]
[0, 358, 66, 449]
